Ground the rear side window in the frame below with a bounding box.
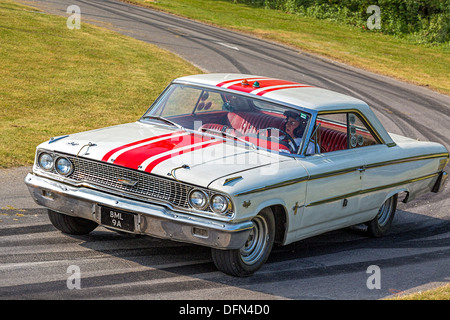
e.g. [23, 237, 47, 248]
[313, 112, 379, 154]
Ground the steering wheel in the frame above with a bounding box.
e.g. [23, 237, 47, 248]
[258, 127, 298, 153]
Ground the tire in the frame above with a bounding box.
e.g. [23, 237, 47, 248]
[48, 209, 98, 235]
[211, 208, 275, 277]
[366, 194, 397, 237]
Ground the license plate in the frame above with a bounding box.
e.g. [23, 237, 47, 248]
[100, 206, 136, 232]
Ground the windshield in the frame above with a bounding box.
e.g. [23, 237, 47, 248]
[142, 84, 312, 155]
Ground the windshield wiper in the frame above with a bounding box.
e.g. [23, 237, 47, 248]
[200, 128, 257, 150]
[142, 115, 186, 131]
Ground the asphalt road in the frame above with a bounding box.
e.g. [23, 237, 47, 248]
[1, 0, 449, 300]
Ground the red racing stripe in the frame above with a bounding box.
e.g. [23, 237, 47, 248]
[256, 84, 312, 96]
[144, 140, 225, 173]
[113, 133, 215, 170]
[226, 79, 297, 94]
[101, 131, 182, 162]
[218, 78, 311, 96]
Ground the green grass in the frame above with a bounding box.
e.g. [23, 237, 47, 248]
[387, 283, 450, 300]
[0, 0, 201, 168]
[124, 0, 450, 95]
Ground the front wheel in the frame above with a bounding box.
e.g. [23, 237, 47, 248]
[366, 194, 398, 237]
[211, 208, 275, 277]
[48, 209, 98, 235]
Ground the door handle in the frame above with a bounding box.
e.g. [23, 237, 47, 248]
[357, 166, 366, 172]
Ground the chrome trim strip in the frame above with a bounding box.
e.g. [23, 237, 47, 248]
[233, 153, 448, 196]
[306, 172, 440, 207]
[364, 152, 449, 170]
[234, 177, 307, 196]
[308, 152, 449, 181]
[308, 166, 361, 181]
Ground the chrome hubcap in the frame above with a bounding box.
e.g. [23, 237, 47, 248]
[377, 197, 393, 227]
[240, 215, 269, 265]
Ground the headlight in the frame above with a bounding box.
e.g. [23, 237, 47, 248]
[210, 194, 231, 215]
[189, 190, 208, 210]
[38, 153, 54, 171]
[55, 157, 73, 176]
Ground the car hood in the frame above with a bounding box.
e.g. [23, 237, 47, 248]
[40, 122, 288, 188]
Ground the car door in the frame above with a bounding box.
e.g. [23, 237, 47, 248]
[343, 112, 386, 221]
[297, 112, 367, 237]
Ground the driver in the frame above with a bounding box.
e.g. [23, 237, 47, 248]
[281, 110, 319, 155]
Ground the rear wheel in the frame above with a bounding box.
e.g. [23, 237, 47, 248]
[211, 208, 275, 277]
[366, 194, 397, 237]
[48, 209, 98, 235]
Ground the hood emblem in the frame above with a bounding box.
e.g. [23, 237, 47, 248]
[117, 178, 138, 187]
[48, 135, 69, 144]
[77, 142, 97, 157]
[167, 164, 190, 182]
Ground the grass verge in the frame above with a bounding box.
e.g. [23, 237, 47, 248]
[124, 0, 450, 95]
[0, 0, 201, 168]
[387, 283, 450, 300]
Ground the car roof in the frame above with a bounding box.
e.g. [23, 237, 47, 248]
[174, 73, 395, 146]
[175, 73, 369, 112]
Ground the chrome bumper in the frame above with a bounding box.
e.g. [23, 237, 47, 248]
[25, 173, 252, 249]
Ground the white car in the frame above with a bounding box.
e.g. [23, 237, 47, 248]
[25, 73, 449, 276]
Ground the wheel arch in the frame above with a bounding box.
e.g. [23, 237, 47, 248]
[384, 188, 407, 203]
[251, 200, 289, 245]
[269, 204, 288, 245]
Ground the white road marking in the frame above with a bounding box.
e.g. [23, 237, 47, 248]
[216, 42, 239, 51]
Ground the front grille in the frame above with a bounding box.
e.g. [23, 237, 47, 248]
[66, 155, 193, 209]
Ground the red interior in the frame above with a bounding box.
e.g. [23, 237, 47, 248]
[171, 112, 358, 154]
[318, 127, 348, 153]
